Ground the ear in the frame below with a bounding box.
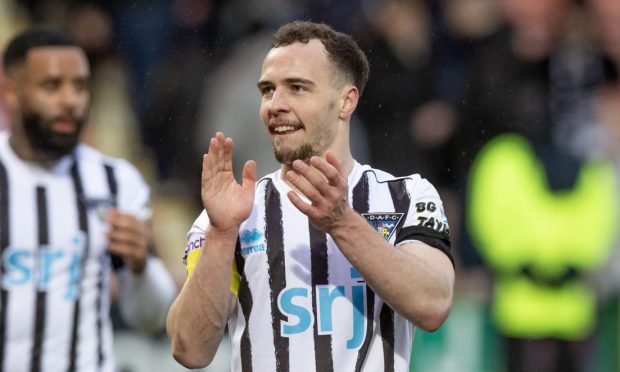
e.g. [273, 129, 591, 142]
[338, 84, 359, 121]
[1, 75, 20, 113]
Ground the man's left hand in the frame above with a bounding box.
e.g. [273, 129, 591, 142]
[106, 208, 149, 274]
[285, 151, 355, 233]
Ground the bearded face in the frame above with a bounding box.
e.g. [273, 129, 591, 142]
[10, 46, 91, 162]
[22, 106, 86, 159]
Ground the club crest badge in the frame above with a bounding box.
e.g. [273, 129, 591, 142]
[362, 213, 404, 241]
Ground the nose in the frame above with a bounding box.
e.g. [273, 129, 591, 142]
[58, 83, 82, 109]
[266, 88, 290, 115]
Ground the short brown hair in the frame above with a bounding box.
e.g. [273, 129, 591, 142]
[272, 21, 370, 96]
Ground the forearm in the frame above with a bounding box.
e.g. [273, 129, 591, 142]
[166, 228, 238, 368]
[118, 258, 177, 333]
[329, 210, 454, 331]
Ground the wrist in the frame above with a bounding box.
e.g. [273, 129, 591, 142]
[206, 224, 239, 246]
[328, 208, 363, 238]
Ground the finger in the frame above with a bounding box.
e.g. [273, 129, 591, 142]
[107, 241, 134, 256]
[313, 153, 343, 184]
[107, 241, 147, 260]
[286, 169, 323, 202]
[203, 136, 218, 181]
[223, 137, 234, 172]
[216, 132, 226, 171]
[242, 160, 257, 191]
[202, 153, 211, 184]
[107, 211, 145, 233]
[107, 228, 145, 247]
[325, 151, 344, 176]
[292, 159, 331, 196]
[287, 190, 313, 217]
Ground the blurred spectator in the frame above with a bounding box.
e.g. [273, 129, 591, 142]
[467, 132, 618, 372]
[357, 0, 437, 178]
[455, 0, 573, 177]
[111, 0, 201, 184]
[460, 0, 620, 371]
[63, 3, 144, 167]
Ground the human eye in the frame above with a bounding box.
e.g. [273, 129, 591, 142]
[40, 79, 60, 92]
[259, 85, 274, 96]
[291, 84, 306, 93]
[73, 79, 89, 93]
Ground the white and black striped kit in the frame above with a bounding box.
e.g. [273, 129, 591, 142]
[0, 131, 149, 372]
[187, 162, 452, 372]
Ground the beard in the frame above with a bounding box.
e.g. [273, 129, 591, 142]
[273, 143, 316, 164]
[22, 111, 85, 161]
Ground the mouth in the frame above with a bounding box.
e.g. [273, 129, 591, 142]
[269, 121, 303, 135]
[51, 116, 78, 134]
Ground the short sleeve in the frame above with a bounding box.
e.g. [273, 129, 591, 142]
[395, 176, 453, 267]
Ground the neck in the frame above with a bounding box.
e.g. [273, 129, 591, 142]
[8, 130, 64, 165]
[9, 130, 37, 162]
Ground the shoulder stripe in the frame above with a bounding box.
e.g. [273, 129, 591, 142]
[30, 187, 49, 372]
[68, 160, 91, 372]
[104, 164, 124, 271]
[97, 163, 119, 366]
[351, 172, 377, 371]
[379, 306, 395, 372]
[380, 179, 412, 372]
[264, 180, 289, 372]
[309, 224, 334, 372]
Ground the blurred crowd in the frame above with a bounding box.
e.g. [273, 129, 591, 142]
[2, 0, 620, 370]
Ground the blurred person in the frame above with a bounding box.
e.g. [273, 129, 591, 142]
[455, 0, 574, 178]
[453, 0, 620, 370]
[167, 20, 455, 371]
[467, 132, 618, 372]
[0, 27, 176, 371]
[452, 0, 607, 268]
[63, 2, 144, 165]
[357, 0, 436, 178]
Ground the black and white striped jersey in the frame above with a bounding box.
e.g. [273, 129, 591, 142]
[185, 161, 452, 372]
[0, 130, 167, 372]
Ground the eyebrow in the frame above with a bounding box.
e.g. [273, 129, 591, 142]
[257, 77, 316, 89]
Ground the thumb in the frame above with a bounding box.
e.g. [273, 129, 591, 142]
[242, 160, 257, 191]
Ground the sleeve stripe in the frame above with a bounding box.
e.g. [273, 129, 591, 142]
[184, 247, 240, 296]
[395, 226, 454, 268]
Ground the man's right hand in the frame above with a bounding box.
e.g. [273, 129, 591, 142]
[201, 132, 256, 234]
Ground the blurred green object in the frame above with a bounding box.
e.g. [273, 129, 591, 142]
[468, 133, 618, 339]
